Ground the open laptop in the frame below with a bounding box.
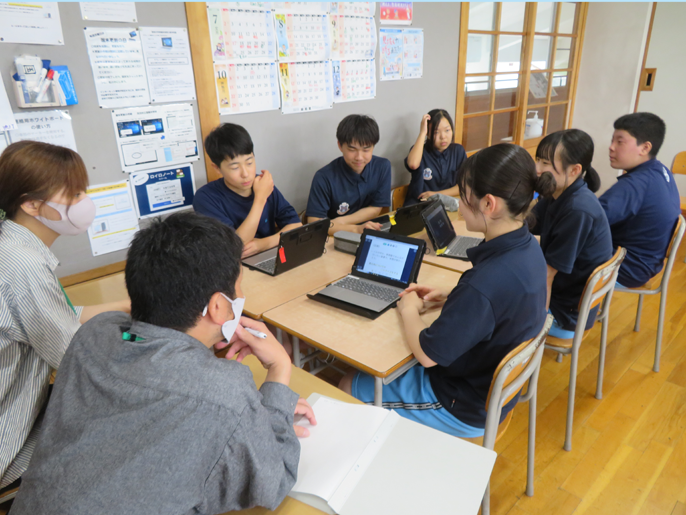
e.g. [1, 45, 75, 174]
[421, 200, 483, 261]
[242, 218, 329, 276]
[308, 230, 426, 319]
[367, 198, 439, 236]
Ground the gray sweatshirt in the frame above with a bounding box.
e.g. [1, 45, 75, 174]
[10, 312, 300, 515]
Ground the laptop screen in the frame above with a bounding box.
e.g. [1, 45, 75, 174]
[354, 234, 419, 284]
[424, 203, 456, 249]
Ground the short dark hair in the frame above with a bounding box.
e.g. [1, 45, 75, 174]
[536, 129, 601, 193]
[457, 143, 555, 219]
[336, 115, 380, 147]
[613, 112, 666, 157]
[425, 109, 454, 151]
[125, 211, 243, 332]
[204, 123, 254, 168]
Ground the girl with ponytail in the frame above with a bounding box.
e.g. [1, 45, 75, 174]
[531, 129, 613, 339]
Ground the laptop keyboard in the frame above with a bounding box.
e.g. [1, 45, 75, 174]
[254, 257, 277, 274]
[446, 236, 483, 257]
[336, 276, 400, 303]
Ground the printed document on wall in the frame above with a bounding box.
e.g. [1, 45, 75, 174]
[214, 62, 280, 114]
[402, 28, 423, 79]
[380, 2, 412, 25]
[0, 2, 64, 45]
[80, 2, 137, 23]
[111, 104, 199, 173]
[279, 61, 333, 114]
[129, 164, 196, 219]
[84, 27, 150, 108]
[8, 110, 76, 151]
[140, 27, 196, 103]
[332, 59, 375, 102]
[0, 72, 17, 131]
[330, 15, 376, 61]
[86, 181, 140, 256]
[379, 28, 402, 81]
[274, 13, 331, 62]
[208, 6, 276, 63]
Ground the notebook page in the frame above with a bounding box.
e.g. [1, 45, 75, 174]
[292, 396, 390, 502]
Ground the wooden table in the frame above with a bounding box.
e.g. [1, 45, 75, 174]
[263, 264, 462, 406]
[64, 272, 128, 305]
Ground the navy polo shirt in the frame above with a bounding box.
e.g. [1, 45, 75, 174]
[193, 178, 301, 238]
[419, 225, 548, 428]
[403, 143, 466, 206]
[531, 179, 613, 331]
[305, 156, 391, 220]
[599, 159, 680, 287]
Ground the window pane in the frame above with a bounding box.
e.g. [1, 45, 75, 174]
[500, 2, 526, 32]
[463, 115, 491, 152]
[531, 36, 552, 70]
[464, 76, 492, 114]
[492, 111, 517, 144]
[551, 71, 570, 102]
[547, 104, 568, 135]
[468, 2, 496, 31]
[466, 35, 494, 74]
[494, 74, 519, 109]
[528, 72, 549, 104]
[555, 37, 573, 69]
[524, 107, 546, 140]
[559, 3, 577, 34]
[535, 3, 556, 33]
[497, 35, 522, 73]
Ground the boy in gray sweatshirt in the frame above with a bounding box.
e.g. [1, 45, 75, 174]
[10, 211, 315, 515]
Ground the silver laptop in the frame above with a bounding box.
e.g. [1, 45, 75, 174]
[421, 201, 483, 260]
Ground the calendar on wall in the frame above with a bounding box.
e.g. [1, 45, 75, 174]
[330, 15, 377, 60]
[332, 59, 376, 102]
[274, 13, 331, 62]
[271, 2, 331, 14]
[223, 2, 271, 11]
[214, 62, 281, 114]
[279, 61, 334, 114]
[208, 7, 276, 62]
[331, 2, 375, 17]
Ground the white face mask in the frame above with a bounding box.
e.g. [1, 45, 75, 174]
[35, 197, 96, 236]
[202, 292, 245, 343]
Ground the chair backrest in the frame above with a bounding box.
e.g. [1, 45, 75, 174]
[392, 184, 409, 211]
[659, 215, 685, 288]
[482, 314, 553, 449]
[577, 247, 626, 316]
[672, 151, 686, 175]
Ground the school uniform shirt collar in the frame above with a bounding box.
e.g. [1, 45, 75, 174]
[221, 180, 255, 201]
[467, 223, 531, 266]
[550, 176, 585, 208]
[337, 157, 369, 183]
[622, 158, 659, 178]
[0, 220, 59, 271]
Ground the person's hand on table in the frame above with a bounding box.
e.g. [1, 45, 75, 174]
[398, 289, 425, 315]
[293, 397, 317, 437]
[241, 240, 259, 258]
[355, 220, 382, 233]
[418, 191, 437, 201]
[401, 283, 449, 304]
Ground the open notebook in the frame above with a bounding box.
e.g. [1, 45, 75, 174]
[290, 394, 497, 515]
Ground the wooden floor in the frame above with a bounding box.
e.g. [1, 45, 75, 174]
[2, 246, 685, 515]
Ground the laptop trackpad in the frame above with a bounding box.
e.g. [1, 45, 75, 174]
[318, 285, 392, 312]
[243, 247, 278, 266]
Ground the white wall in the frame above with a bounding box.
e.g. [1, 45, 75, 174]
[638, 3, 686, 195]
[572, 2, 653, 195]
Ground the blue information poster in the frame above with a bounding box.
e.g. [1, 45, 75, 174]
[129, 164, 196, 219]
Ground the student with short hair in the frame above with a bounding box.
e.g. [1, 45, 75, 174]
[340, 144, 550, 437]
[531, 129, 613, 339]
[10, 211, 316, 514]
[306, 114, 391, 235]
[599, 113, 680, 288]
[403, 109, 466, 206]
[193, 123, 302, 258]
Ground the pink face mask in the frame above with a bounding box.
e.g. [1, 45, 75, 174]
[35, 197, 96, 236]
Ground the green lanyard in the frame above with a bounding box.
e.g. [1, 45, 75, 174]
[122, 331, 145, 342]
[59, 283, 77, 315]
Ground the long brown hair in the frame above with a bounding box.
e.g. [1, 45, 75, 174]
[0, 141, 88, 219]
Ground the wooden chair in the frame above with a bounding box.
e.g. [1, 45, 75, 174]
[545, 247, 626, 451]
[477, 314, 553, 515]
[672, 151, 686, 175]
[0, 483, 20, 504]
[391, 184, 409, 211]
[615, 215, 685, 372]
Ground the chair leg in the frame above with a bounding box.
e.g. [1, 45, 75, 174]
[634, 295, 644, 332]
[526, 385, 537, 497]
[596, 316, 608, 400]
[556, 353, 563, 363]
[654, 289, 667, 373]
[481, 482, 490, 515]
[564, 348, 580, 452]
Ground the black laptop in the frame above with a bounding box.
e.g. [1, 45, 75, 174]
[242, 218, 329, 276]
[308, 229, 426, 319]
[421, 201, 483, 260]
[367, 198, 439, 236]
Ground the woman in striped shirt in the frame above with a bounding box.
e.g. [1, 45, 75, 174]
[0, 141, 130, 490]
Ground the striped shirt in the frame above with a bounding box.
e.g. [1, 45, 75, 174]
[0, 220, 83, 488]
